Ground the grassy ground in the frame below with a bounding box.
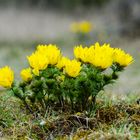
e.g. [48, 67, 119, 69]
[0, 90, 140, 140]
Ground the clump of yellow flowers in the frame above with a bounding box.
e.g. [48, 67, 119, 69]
[0, 43, 133, 112]
[74, 42, 133, 69]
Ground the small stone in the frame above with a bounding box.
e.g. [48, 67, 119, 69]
[40, 120, 46, 126]
[0, 131, 3, 137]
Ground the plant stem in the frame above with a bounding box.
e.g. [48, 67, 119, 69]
[23, 100, 33, 113]
[92, 95, 96, 109]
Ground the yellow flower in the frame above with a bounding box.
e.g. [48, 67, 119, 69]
[70, 21, 92, 33]
[74, 45, 89, 63]
[88, 42, 114, 69]
[20, 68, 32, 82]
[74, 45, 83, 59]
[65, 59, 81, 77]
[32, 69, 40, 76]
[37, 44, 61, 65]
[0, 66, 14, 88]
[79, 21, 92, 33]
[70, 22, 79, 33]
[113, 48, 133, 66]
[60, 75, 65, 81]
[27, 51, 48, 72]
[56, 56, 70, 69]
[74, 42, 114, 69]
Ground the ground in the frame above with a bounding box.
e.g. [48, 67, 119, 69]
[0, 91, 140, 139]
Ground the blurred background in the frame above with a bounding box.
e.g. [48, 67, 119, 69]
[0, 0, 140, 94]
